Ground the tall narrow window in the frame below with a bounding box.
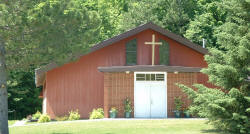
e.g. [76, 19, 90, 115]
[159, 39, 170, 65]
[126, 39, 137, 65]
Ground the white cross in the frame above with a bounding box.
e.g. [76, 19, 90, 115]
[145, 34, 162, 65]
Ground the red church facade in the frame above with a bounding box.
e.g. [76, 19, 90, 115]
[35, 23, 210, 119]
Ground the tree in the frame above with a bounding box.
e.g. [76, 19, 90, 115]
[0, 0, 101, 133]
[5, 0, 128, 122]
[118, 0, 198, 36]
[178, 0, 250, 133]
[83, 0, 129, 41]
[8, 68, 42, 120]
[0, 37, 8, 134]
[184, 0, 227, 47]
[154, 0, 198, 36]
[117, 0, 162, 32]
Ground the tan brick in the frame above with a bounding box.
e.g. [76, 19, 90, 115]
[104, 72, 206, 118]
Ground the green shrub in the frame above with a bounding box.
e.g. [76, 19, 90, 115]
[178, 84, 250, 133]
[174, 96, 183, 111]
[68, 110, 80, 120]
[38, 114, 50, 123]
[55, 115, 68, 121]
[32, 111, 42, 120]
[124, 98, 132, 113]
[89, 108, 104, 119]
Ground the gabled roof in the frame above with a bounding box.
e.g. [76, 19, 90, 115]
[35, 22, 208, 87]
[91, 22, 208, 54]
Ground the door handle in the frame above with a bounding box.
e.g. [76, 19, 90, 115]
[151, 100, 153, 105]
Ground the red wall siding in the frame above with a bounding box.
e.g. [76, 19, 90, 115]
[46, 39, 126, 118]
[157, 33, 207, 67]
[45, 29, 207, 118]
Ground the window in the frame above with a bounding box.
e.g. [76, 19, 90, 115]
[126, 39, 137, 65]
[136, 73, 165, 81]
[159, 39, 170, 65]
[136, 74, 145, 81]
[156, 74, 164, 81]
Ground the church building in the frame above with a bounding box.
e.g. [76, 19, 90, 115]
[35, 22, 212, 118]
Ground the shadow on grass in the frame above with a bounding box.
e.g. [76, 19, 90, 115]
[201, 129, 227, 134]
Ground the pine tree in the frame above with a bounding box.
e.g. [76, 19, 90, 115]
[178, 0, 250, 133]
[0, 0, 101, 133]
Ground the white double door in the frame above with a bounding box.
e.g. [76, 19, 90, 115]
[134, 72, 167, 118]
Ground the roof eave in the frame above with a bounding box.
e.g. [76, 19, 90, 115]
[98, 65, 202, 73]
[35, 63, 58, 87]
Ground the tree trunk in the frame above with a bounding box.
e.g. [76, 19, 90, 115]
[0, 38, 9, 134]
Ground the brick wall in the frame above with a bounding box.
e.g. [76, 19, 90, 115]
[104, 72, 134, 118]
[167, 72, 198, 117]
[104, 72, 205, 118]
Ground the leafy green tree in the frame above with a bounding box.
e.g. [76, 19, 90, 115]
[118, 0, 162, 32]
[118, 0, 198, 36]
[178, 0, 250, 133]
[83, 0, 129, 41]
[8, 69, 42, 120]
[154, 0, 198, 36]
[0, 0, 101, 133]
[185, 0, 227, 47]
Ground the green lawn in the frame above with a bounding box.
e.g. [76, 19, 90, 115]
[10, 119, 226, 134]
[8, 120, 17, 126]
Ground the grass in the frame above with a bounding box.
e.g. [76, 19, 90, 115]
[25, 121, 38, 125]
[8, 120, 17, 126]
[9, 119, 226, 134]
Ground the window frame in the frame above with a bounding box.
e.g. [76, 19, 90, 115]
[135, 72, 166, 82]
[159, 39, 170, 65]
[125, 39, 137, 65]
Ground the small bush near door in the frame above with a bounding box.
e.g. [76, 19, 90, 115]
[89, 108, 104, 119]
[68, 110, 81, 120]
[32, 111, 42, 120]
[38, 114, 51, 123]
